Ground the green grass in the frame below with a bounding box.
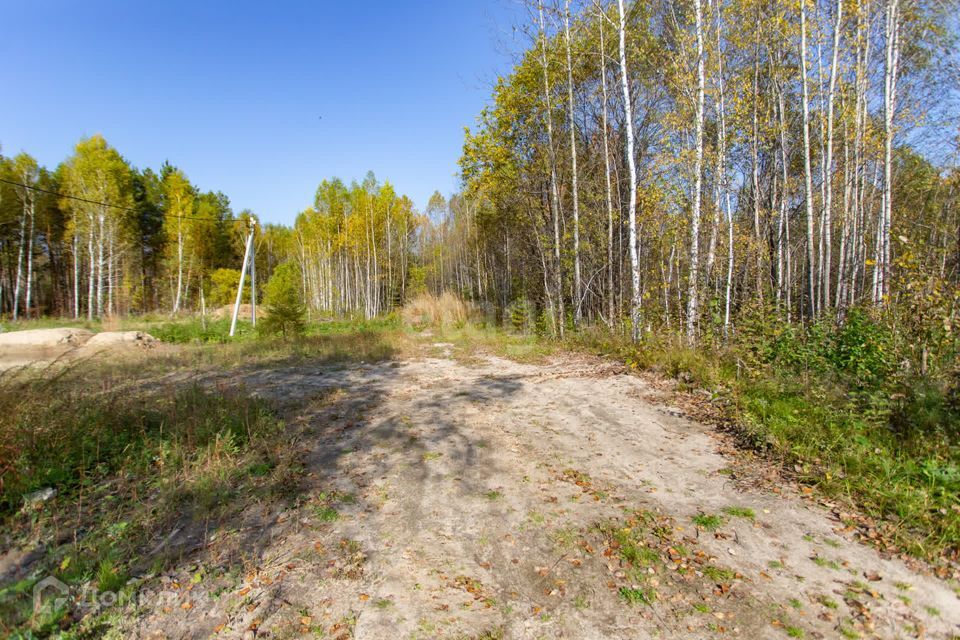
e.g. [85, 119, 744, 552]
[618, 586, 656, 605]
[702, 565, 736, 582]
[692, 513, 724, 531]
[612, 528, 660, 567]
[786, 625, 805, 638]
[723, 506, 756, 520]
[314, 505, 339, 522]
[811, 556, 841, 570]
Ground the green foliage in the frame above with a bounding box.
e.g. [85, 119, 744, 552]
[692, 513, 724, 531]
[150, 318, 251, 343]
[722, 506, 755, 520]
[259, 262, 307, 339]
[618, 586, 656, 605]
[0, 378, 277, 512]
[209, 268, 249, 306]
[828, 309, 896, 389]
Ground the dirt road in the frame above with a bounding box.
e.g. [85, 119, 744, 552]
[126, 347, 959, 639]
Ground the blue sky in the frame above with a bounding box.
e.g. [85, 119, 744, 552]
[0, 1, 525, 224]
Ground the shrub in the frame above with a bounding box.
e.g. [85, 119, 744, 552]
[208, 268, 250, 306]
[828, 308, 897, 389]
[258, 262, 307, 339]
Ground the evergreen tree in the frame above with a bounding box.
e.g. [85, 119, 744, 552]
[259, 261, 306, 338]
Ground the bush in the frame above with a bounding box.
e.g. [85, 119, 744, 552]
[828, 308, 897, 389]
[258, 262, 306, 338]
[208, 268, 250, 307]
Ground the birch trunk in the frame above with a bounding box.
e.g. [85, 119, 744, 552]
[713, 0, 734, 334]
[879, 0, 900, 303]
[564, 0, 583, 325]
[686, 0, 706, 343]
[800, 0, 818, 318]
[617, 0, 642, 341]
[821, 0, 843, 311]
[599, 14, 616, 326]
[11, 190, 30, 320]
[539, 0, 565, 336]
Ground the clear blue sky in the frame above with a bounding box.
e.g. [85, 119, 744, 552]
[0, 1, 524, 224]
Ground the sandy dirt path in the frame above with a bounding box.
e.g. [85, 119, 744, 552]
[126, 348, 959, 640]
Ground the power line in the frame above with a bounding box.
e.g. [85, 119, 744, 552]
[0, 176, 248, 224]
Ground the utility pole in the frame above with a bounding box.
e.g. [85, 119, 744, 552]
[250, 219, 257, 327]
[230, 224, 255, 337]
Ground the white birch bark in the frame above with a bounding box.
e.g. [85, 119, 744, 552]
[599, 12, 617, 326]
[617, 0, 642, 340]
[686, 0, 706, 343]
[821, 0, 843, 311]
[564, 0, 583, 325]
[800, 0, 818, 318]
[539, 0, 566, 336]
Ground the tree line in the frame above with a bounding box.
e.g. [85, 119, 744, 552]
[0, 138, 426, 320]
[450, 0, 959, 348]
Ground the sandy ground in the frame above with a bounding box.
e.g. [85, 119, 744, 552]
[115, 346, 959, 640]
[0, 328, 156, 371]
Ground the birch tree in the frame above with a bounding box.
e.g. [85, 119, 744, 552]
[686, 0, 706, 343]
[565, 0, 584, 325]
[11, 154, 38, 320]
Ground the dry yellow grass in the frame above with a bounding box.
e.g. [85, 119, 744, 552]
[401, 292, 469, 328]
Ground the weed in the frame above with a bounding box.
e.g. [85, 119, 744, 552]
[702, 565, 736, 583]
[722, 506, 756, 520]
[811, 556, 841, 570]
[484, 490, 503, 500]
[314, 505, 339, 522]
[787, 598, 802, 609]
[786, 625, 805, 638]
[692, 513, 724, 531]
[618, 586, 656, 605]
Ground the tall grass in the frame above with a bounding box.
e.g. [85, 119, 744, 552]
[401, 292, 470, 328]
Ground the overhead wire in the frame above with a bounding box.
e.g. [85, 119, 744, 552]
[0, 176, 251, 225]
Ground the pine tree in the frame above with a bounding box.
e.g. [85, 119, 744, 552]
[259, 262, 306, 338]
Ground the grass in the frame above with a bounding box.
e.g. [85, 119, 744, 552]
[811, 556, 841, 570]
[723, 506, 756, 520]
[0, 316, 401, 638]
[702, 565, 736, 582]
[314, 505, 339, 522]
[618, 586, 656, 605]
[692, 513, 724, 531]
